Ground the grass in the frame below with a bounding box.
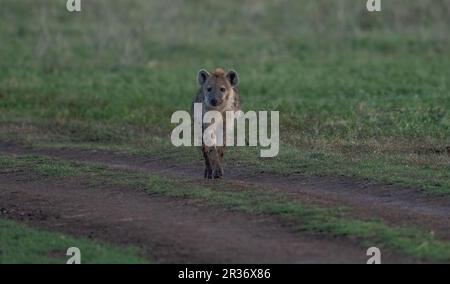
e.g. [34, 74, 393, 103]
[0, 154, 82, 178]
[1, 153, 450, 262]
[0, 0, 449, 193]
[0, 219, 148, 264]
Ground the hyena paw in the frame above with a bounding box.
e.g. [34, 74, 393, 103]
[213, 167, 224, 179]
[204, 168, 213, 179]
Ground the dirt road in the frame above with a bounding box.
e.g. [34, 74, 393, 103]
[1, 142, 448, 263]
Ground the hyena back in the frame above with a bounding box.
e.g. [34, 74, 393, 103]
[192, 68, 240, 179]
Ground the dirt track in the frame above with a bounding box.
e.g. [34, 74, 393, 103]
[0, 174, 374, 263]
[1, 142, 449, 263]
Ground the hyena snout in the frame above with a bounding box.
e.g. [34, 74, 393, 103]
[210, 98, 219, 107]
[208, 94, 225, 107]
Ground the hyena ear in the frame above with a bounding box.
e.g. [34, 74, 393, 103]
[197, 69, 210, 86]
[226, 70, 239, 87]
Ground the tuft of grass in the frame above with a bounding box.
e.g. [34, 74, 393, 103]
[0, 219, 148, 264]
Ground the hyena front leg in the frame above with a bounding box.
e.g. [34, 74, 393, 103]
[215, 121, 226, 176]
[204, 145, 223, 179]
[212, 121, 227, 179]
[202, 123, 224, 179]
[215, 128, 226, 176]
[202, 145, 213, 179]
[216, 146, 225, 177]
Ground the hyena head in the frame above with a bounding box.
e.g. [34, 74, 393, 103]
[197, 68, 239, 110]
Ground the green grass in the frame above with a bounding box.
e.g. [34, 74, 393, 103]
[0, 154, 83, 178]
[1, 153, 449, 262]
[0, 219, 148, 264]
[1, 0, 449, 193]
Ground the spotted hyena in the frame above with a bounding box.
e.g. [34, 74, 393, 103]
[192, 68, 240, 179]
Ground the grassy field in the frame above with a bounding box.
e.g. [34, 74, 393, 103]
[1, 0, 449, 193]
[0, 0, 449, 263]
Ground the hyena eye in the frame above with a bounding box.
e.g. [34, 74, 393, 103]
[220, 87, 226, 92]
